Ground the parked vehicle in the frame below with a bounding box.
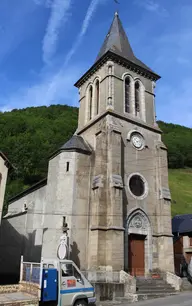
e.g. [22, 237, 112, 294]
[19, 256, 96, 306]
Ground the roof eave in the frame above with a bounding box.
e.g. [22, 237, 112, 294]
[74, 51, 160, 88]
[0, 151, 15, 171]
[8, 177, 47, 204]
[49, 147, 92, 160]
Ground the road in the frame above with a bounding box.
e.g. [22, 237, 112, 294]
[135, 292, 192, 306]
[99, 292, 192, 306]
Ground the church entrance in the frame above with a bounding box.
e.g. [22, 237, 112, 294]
[125, 209, 152, 276]
[128, 234, 145, 276]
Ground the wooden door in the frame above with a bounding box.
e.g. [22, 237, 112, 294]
[128, 234, 145, 276]
[173, 236, 183, 275]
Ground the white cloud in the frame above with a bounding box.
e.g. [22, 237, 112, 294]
[0, 66, 81, 111]
[64, 0, 102, 65]
[42, 0, 72, 64]
[134, 0, 168, 17]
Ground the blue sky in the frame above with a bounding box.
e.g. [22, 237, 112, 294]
[0, 0, 192, 127]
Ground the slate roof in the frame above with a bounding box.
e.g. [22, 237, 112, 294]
[75, 12, 160, 87]
[172, 214, 192, 235]
[60, 135, 92, 154]
[49, 135, 92, 160]
[95, 12, 157, 76]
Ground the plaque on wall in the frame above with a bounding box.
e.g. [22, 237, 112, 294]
[160, 187, 171, 200]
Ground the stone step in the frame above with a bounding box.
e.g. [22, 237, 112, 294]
[136, 286, 175, 291]
[137, 288, 176, 294]
[114, 291, 179, 304]
[136, 283, 174, 288]
[137, 292, 178, 301]
[136, 278, 165, 283]
[181, 277, 192, 291]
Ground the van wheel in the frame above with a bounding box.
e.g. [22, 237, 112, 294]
[74, 299, 87, 306]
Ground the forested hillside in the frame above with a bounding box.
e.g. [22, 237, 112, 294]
[0, 105, 191, 215]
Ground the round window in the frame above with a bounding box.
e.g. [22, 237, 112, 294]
[129, 174, 145, 197]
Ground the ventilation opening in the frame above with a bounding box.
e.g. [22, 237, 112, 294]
[66, 162, 70, 172]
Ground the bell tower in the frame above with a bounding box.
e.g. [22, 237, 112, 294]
[73, 12, 174, 275]
[75, 12, 160, 131]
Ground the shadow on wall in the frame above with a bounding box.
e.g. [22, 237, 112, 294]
[70, 241, 80, 269]
[0, 218, 43, 285]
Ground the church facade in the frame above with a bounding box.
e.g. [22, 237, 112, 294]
[0, 13, 174, 279]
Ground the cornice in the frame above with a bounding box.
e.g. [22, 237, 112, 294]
[74, 51, 160, 88]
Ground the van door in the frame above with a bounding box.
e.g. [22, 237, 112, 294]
[60, 263, 85, 306]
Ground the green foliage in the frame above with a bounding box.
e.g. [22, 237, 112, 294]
[158, 121, 192, 168]
[169, 169, 192, 216]
[0, 105, 78, 213]
[0, 106, 191, 216]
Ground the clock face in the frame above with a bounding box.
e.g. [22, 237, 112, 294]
[131, 133, 144, 149]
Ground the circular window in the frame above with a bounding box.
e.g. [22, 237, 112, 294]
[128, 174, 148, 199]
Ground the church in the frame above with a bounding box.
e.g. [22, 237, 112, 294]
[0, 12, 174, 280]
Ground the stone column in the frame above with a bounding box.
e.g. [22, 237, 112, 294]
[105, 115, 124, 271]
[88, 119, 108, 270]
[155, 142, 174, 273]
[106, 62, 114, 110]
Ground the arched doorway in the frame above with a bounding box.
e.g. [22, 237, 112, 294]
[125, 209, 152, 276]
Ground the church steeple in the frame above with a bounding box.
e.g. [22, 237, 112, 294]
[96, 12, 134, 62]
[96, 12, 157, 76]
[75, 12, 161, 131]
[75, 12, 160, 89]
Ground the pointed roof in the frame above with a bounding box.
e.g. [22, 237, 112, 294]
[60, 135, 92, 154]
[49, 135, 92, 159]
[74, 12, 160, 87]
[96, 12, 155, 74]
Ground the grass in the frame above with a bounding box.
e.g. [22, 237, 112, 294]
[168, 168, 192, 216]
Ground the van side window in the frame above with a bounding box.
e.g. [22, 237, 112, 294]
[73, 266, 84, 285]
[48, 264, 54, 269]
[61, 264, 73, 277]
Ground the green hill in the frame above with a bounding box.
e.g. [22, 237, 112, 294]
[169, 169, 192, 216]
[0, 105, 191, 216]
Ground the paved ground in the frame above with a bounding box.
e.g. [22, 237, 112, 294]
[0, 291, 38, 303]
[98, 292, 192, 306]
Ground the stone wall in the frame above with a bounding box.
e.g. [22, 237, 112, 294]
[0, 185, 46, 278]
[0, 156, 9, 225]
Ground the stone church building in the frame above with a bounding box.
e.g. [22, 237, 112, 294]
[0, 13, 174, 279]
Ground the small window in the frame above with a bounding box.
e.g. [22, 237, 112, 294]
[66, 162, 69, 172]
[89, 86, 93, 120]
[125, 77, 130, 113]
[189, 237, 192, 246]
[135, 81, 140, 116]
[96, 80, 99, 115]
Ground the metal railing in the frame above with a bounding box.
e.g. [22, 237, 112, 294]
[20, 256, 43, 300]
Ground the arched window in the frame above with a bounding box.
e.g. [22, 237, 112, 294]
[125, 77, 130, 113]
[95, 80, 99, 115]
[89, 85, 93, 120]
[135, 81, 140, 116]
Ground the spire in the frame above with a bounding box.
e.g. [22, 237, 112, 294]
[96, 12, 155, 75]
